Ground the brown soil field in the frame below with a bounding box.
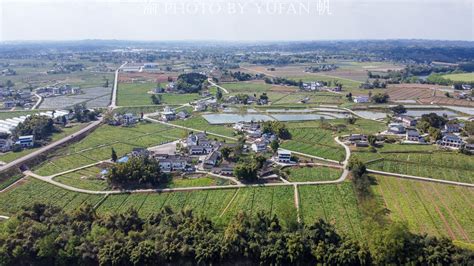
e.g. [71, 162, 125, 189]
[387, 84, 474, 107]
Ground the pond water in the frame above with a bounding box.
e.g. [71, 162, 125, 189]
[443, 106, 474, 116]
[405, 109, 457, 117]
[203, 114, 274, 124]
[203, 113, 335, 124]
[353, 111, 387, 120]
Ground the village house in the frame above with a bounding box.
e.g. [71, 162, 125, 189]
[348, 134, 368, 142]
[405, 130, 425, 143]
[437, 134, 463, 149]
[15, 135, 34, 148]
[0, 138, 13, 152]
[176, 110, 189, 120]
[251, 139, 268, 153]
[219, 165, 234, 175]
[353, 96, 369, 103]
[444, 123, 461, 133]
[204, 150, 221, 167]
[3, 101, 15, 109]
[194, 102, 207, 112]
[397, 115, 417, 127]
[157, 155, 192, 172]
[277, 149, 292, 163]
[161, 106, 176, 121]
[388, 123, 406, 134]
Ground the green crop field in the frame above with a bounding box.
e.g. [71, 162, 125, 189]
[53, 166, 109, 191]
[281, 127, 345, 161]
[33, 123, 185, 176]
[373, 175, 474, 243]
[219, 82, 274, 93]
[273, 92, 343, 105]
[298, 183, 363, 238]
[168, 176, 232, 188]
[287, 166, 342, 182]
[0, 178, 104, 215]
[117, 82, 200, 106]
[442, 72, 474, 82]
[171, 116, 236, 137]
[353, 144, 474, 183]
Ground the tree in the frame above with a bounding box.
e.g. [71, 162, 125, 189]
[371, 93, 390, 103]
[106, 156, 168, 187]
[233, 163, 258, 182]
[368, 135, 377, 146]
[262, 121, 291, 140]
[104, 79, 109, 88]
[216, 87, 223, 100]
[270, 140, 279, 153]
[221, 146, 231, 161]
[346, 116, 357, 125]
[14, 115, 57, 141]
[151, 94, 162, 104]
[390, 104, 406, 115]
[111, 148, 118, 162]
[428, 127, 442, 141]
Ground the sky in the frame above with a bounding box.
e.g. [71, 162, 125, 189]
[0, 0, 473, 41]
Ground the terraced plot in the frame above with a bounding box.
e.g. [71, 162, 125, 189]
[281, 127, 345, 161]
[33, 123, 185, 176]
[287, 166, 342, 182]
[357, 146, 474, 183]
[53, 166, 109, 191]
[0, 178, 104, 215]
[298, 183, 363, 238]
[373, 175, 474, 243]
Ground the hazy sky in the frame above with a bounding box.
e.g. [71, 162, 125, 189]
[1, 0, 473, 41]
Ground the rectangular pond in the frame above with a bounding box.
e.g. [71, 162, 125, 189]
[203, 113, 335, 124]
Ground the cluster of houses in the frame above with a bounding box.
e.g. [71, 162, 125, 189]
[1, 88, 34, 109]
[107, 113, 140, 127]
[36, 84, 82, 98]
[358, 115, 474, 151]
[159, 106, 189, 122]
[233, 121, 277, 153]
[0, 110, 71, 152]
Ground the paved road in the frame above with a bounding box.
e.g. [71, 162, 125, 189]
[207, 79, 229, 94]
[110, 62, 127, 109]
[0, 119, 103, 173]
[334, 136, 351, 182]
[32, 93, 43, 110]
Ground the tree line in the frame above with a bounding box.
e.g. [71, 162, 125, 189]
[0, 203, 472, 265]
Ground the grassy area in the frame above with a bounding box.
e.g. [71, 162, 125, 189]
[0, 110, 43, 119]
[298, 183, 363, 238]
[117, 82, 200, 106]
[287, 166, 342, 182]
[219, 82, 274, 93]
[168, 176, 232, 188]
[0, 123, 88, 163]
[273, 92, 343, 105]
[281, 127, 345, 161]
[171, 116, 236, 137]
[353, 144, 474, 184]
[0, 174, 23, 191]
[53, 166, 109, 191]
[0, 178, 104, 215]
[442, 72, 474, 82]
[32, 123, 185, 176]
[373, 175, 474, 242]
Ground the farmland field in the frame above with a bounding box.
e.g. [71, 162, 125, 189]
[373, 175, 474, 243]
[298, 183, 363, 238]
[287, 166, 342, 182]
[95, 186, 297, 226]
[353, 144, 474, 184]
[32, 123, 185, 176]
[281, 127, 345, 161]
[53, 166, 109, 191]
[117, 82, 200, 106]
[0, 178, 104, 215]
[442, 72, 474, 82]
